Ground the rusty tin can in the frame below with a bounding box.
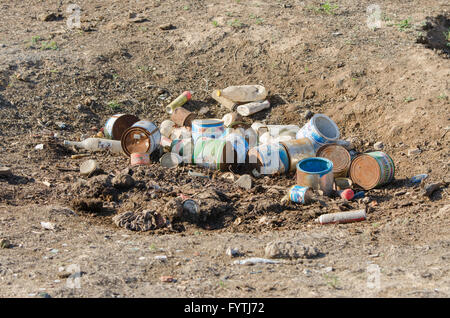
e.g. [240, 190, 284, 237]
[281, 138, 315, 172]
[121, 120, 161, 157]
[104, 114, 140, 140]
[349, 151, 395, 190]
[316, 144, 352, 178]
[130, 152, 150, 166]
[171, 107, 197, 127]
[296, 157, 334, 196]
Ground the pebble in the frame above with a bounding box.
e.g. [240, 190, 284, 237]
[159, 23, 176, 30]
[40, 222, 55, 230]
[304, 110, 314, 120]
[160, 276, 175, 283]
[408, 148, 421, 156]
[362, 197, 371, 204]
[225, 247, 240, 258]
[235, 174, 252, 190]
[0, 167, 12, 177]
[303, 269, 312, 276]
[155, 255, 168, 262]
[1, 239, 11, 249]
[324, 266, 334, 273]
[374, 141, 384, 150]
[35, 144, 44, 150]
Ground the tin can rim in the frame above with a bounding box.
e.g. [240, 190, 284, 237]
[296, 157, 334, 175]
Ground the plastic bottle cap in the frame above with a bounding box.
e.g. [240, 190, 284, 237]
[217, 90, 221, 97]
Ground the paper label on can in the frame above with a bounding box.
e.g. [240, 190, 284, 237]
[297, 120, 329, 151]
[289, 186, 308, 203]
[257, 144, 288, 174]
[370, 151, 395, 185]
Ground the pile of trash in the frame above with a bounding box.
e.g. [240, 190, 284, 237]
[63, 85, 397, 229]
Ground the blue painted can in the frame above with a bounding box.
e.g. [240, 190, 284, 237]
[289, 185, 313, 204]
[296, 157, 334, 196]
[296, 114, 340, 152]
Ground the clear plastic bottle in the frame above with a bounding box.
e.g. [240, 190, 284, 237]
[63, 138, 123, 153]
[219, 85, 267, 103]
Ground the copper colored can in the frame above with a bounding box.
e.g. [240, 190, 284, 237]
[121, 120, 161, 157]
[104, 114, 140, 140]
[349, 151, 395, 190]
[130, 152, 150, 166]
[170, 107, 197, 127]
[316, 144, 351, 178]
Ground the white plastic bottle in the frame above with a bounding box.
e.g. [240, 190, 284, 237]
[64, 138, 123, 153]
[219, 85, 267, 103]
[236, 100, 270, 116]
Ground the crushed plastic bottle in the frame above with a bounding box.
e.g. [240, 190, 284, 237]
[64, 138, 123, 154]
[218, 85, 267, 103]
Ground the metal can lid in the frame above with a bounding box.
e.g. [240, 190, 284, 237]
[316, 144, 351, 174]
[349, 154, 381, 190]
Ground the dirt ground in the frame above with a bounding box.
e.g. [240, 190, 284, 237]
[0, 0, 449, 298]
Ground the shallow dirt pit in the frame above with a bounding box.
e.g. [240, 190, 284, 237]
[0, 0, 449, 298]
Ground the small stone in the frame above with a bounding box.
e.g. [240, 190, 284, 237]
[159, 23, 176, 30]
[40, 222, 55, 230]
[362, 197, 371, 204]
[111, 173, 135, 189]
[35, 144, 44, 150]
[374, 141, 384, 150]
[155, 255, 168, 262]
[304, 110, 314, 120]
[225, 247, 240, 258]
[80, 160, 99, 176]
[235, 174, 252, 190]
[198, 107, 209, 115]
[408, 148, 421, 156]
[324, 266, 334, 273]
[1, 239, 11, 249]
[303, 269, 312, 276]
[39, 12, 61, 22]
[160, 276, 175, 283]
[0, 167, 12, 177]
[422, 183, 444, 198]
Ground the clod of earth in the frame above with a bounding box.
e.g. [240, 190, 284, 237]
[112, 210, 168, 232]
[264, 241, 320, 259]
[71, 198, 103, 213]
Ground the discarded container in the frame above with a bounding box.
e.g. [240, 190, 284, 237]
[104, 114, 140, 140]
[121, 120, 161, 157]
[222, 112, 242, 128]
[267, 125, 300, 138]
[212, 89, 237, 111]
[248, 143, 289, 175]
[244, 127, 259, 148]
[170, 126, 192, 140]
[171, 107, 197, 127]
[171, 138, 194, 163]
[411, 174, 428, 184]
[236, 100, 270, 116]
[193, 138, 236, 170]
[160, 120, 175, 138]
[334, 177, 353, 190]
[251, 122, 269, 136]
[219, 85, 267, 103]
[296, 157, 334, 196]
[315, 209, 366, 224]
[191, 119, 225, 144]
[165, 91, 192, 114]
[80, 159, 99, 176]
[296, 114, 340, 152]
[64, 138, 123, 154]
[222, 132, 249, 164]
[316, 144, 352, 178]
[160, 152, 183, 168]
[349, 151, 395, 190]
[281, 138, 315, 172]
[160, 136, 173, 148]
[130, 152, 150, 166]
[289, 185, 314, 204]
[259, 132, 273, 145]
[353, 191, 365, 200]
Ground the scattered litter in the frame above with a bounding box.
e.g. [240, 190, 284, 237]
[79, 159, 99, 177]
[315, 209, 367, 224]
[226, 247, 241, 258]
[411, 174, 428, 184]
